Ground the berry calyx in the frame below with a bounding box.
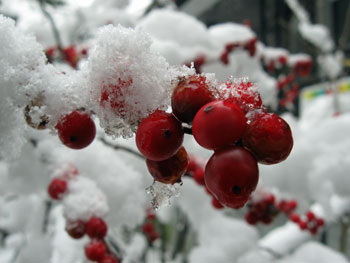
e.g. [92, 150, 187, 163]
[242, 113, 293, 164]
[205, 146, 259, 209]
[192, 100, 246, 150]
[98, 255, 119, 263]
[56, 110, 96, 150]
[48, 178, 67, 200]
[136, 110, 184, 161]
[171, 75, 215, 123]
[146, 146, 189, 184]
[65, 220, 86, 239]
[85, 240, 107, 261]
[85, 217, 108, 239]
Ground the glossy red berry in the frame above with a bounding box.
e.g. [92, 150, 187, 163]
[146, 146, 189, 184]
[245, 211, 258, 225]
[56, 110, 96, 150]
[65, 220, 86, 239]
[136, 110, 184, 161]
[205, 146, 259, 209]
[142, 222, 155, 234]
[242, 113, 293, 164]
[86, 217, 108, 239]
[85, 240, 107, 261]
[192, 100, 246, 150]
[98, 255, 119, 263]
[171, 75, 215, 123]
[289, 213, 301, 223]
[48, 178, 67, 200]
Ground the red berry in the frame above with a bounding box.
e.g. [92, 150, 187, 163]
[148, 231, 159, 242]
[205, 146, 259, 209]
[100, 77, 133, 117]
[245, 212, 258, 225]
[242, 113, 293, 164]
[48, 178, 67, 200]
[136, 110, 184, 161]
[306, 211, 315, 221]
[193, 169, 205, 186]
[85, 240, 107, 261]
[192, 100, 246, 150]
[316, 218, 324, 227]
[63, 45, 79, 68]
[298, 221, 308, 230]
[86, 217, 108, 239]
[146, 146, 189, 184]
[211, 197, 224, 209]
[142, 222, 155, 234]
[56, 110, 96, 150]
[220, 51, 230, 65]
[171, 75, 215, 123]
[186, 156, 198, 174]
[65, 220, 86, 239]
[98, 255, 119, 263]
[289, 213, 300, 223]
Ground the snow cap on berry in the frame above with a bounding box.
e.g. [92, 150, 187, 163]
[82, 24, 184, 138]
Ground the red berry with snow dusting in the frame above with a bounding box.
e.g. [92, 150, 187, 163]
[192, 100, 246, 150]
[243, 113, 293, 164]
[172, 75, 215, 123]
[136, 110, 184, 161]
[65, 220, 86, 239]
[56, 110, 96, 150]
[86, 217, 108, 239]
[48, 178, 67, 200]
[205, 146, 259, 209]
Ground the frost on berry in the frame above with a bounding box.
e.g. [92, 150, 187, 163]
[83, 25, 183, 138]
[146, 181, 182, 210]
[62, 176, 109, 222]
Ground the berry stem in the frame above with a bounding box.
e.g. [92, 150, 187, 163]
[183, 126, 193, 135]
[38, 0, 64, 57]
[339, 218, 349, 253]
[100, 137, 145, 159]
[42, 199, 52, 233]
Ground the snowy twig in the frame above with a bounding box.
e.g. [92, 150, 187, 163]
[38, 0, 64, 55]
[99, 137, 145, 159]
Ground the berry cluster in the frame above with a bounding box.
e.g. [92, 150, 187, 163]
[245, 194, 279, 225]
[135, 74, 293, 209]
[244, 193, 298, 225]
[289, 210, 324, 235]
[47, 166, 119, 263]
[45, 45, 88, 68]
[220, 37, 257, 65]
[141, 209, 160, 244]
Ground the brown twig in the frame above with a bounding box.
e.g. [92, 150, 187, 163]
[99, 137, 145, 159]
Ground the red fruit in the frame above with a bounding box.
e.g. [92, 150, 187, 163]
[298, 221, 308, 230]
[148, 231, 159, 242]
[146, 147, 189, 184]
[48, 178, 67, 200]
[56, 110, 96, 150]
[136, 110, 184, 161]
[192, 100, 246, 150]
[63, 45, 79, 68]
[186, 157, 198, 174]
[316, 218, 324, 227]
[212, 197, 224, 209]
[193, 169, 205, 186]
[85, 240, 107, 261]
[98, 255, 119, 263]
[225, 81, 262, 114]
[65, 220, 86, 239]
[220, 51, 230, 65]
[289, 213, 300, 223]
[306, 211, 315, 221]
[243, 37, 257, 56]
[142, 222, 155, 234]
[245, 212, 258, 225]
[86, 217, 108, 239]
[242, 113, 293, 164]
[205, 146, 259, 209]
[171, 75, 215, 123]
[100, 77, 133, 117]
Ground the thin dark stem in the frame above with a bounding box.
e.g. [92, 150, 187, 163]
[339, 220, 348, 253]
[183, 127, 192, 135]
[42, 200, 52, 233]
[100, 137, 145, 159]
[38, 0, 64, 55]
